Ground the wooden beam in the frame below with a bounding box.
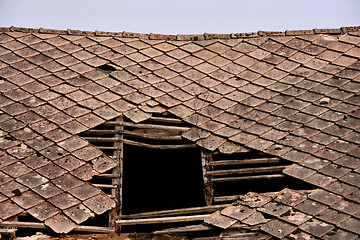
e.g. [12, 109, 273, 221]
[82, 136, 118, 142]
[104, 121, 190, 132]
[207, 165, 287, 176]
[120, 130, 183, 141]
[153, 224, 216, 234]
[122, 139, 197, 149]
[116, 214, 210, 226]
[153, 222, 247, 235]
[95, 174, 118, 178]
[209, 158, 281, 166]
[148, 116, 183, 124]
[117, 205, 228, 219]
[0, 221, 114, 233]
[201, 151, 214, 205]
[93, 184, 117, 189]
[84, 129, 116, 134]
[211, 174, 286, 183]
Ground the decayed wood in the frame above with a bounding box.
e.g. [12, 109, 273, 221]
[148, 116, 183, 124]
[209, 158, 281, 166]
[98, 146, 118, 150]
[116, 214, 210, 226]
[110, 117, 122, 228]
[84, 129, 116, 134]
[211, 174, 286, 183]
[118, 205, 228, 219]
[192, 232, 270, 240]
[83, 136, 119, 142]
[213, 189, 315, 203]
[0, 221, 114, 233]
[123, 139, 196, 149]
[93, 183, 117, 189]
[153, 224, 216, 234]
[104, 121, 190, 132]
[121, 130, 183, 141]
[201, 151, 214, 205]
[153, 222, 248, 235]
[95, 173, 118, 178]
[0, 229, 17, 233]
[207, 166, 287, 176]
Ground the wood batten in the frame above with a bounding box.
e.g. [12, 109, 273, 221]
[207, 151, 293, 204]
[81, 115, 193, 151]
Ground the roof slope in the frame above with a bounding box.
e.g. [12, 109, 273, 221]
[0, 26, 359, 237]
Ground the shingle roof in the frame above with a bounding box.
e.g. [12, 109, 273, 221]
[0, 26, 359, 237]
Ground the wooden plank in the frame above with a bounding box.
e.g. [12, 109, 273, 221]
[110, 117, 122, 228]
[0, 229, 17, 233]
[207, 166, 287, 176]
[104, 121, 190, 132]
[98, 146, 118, 150]
[123, 139, 197, 149]
[116, 214, 210, 226]
[154, 222, 246, 235]
[0, 221, 114, 233]
[93, 184, 117, 189]
[118, 205, 228, 219]
[209, 158, 281, 166]
[201, 151, 214, 205]
[82, 136, 119, 142]
[95, 174, 118, 178]
[84, 129, 116, 134]
[153, 224, 216, 234]
[148, 116, 183, 124]
[211, 174, 286, 183]
[121, 130, 183, 141]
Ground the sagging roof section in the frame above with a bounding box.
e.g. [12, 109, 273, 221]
[0, 26, 359, 237]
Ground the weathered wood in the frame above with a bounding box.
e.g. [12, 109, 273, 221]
[93, 183, 117, 189]
[115, 117, 124, 230]
[153, 224, 216, 234]
[98, 146, 118, 150]
[0, 221, 114, 233]
[95, 174, 118, 178]
[210, 158, 281, 166]
[153, 222, 248, 235]
[116, 214, 210, 225]
[83, 136, 119, 142]
[192, 233, 270, 240]
[0, 229, 17, 233]
[117, 205, 228, 219]
[211, 174, 286, 183]
[104, 121, 190, 132]
[201, 151, 214, 205]
[123, 139, 197, 149]
[213, 189, 315, 203]
[84, 129, 116, 134]
[121, 130, 183, 141]
[207, 166, 287, 176]
[148, 116, 183, 124]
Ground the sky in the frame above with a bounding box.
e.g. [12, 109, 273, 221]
[0, 0, 359, 35]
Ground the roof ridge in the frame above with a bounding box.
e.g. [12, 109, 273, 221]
[0, 25, 359, 41]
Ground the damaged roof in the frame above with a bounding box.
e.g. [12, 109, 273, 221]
[0, 26, 359, 237]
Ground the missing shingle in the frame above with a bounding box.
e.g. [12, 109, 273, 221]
[97, 64, 116, 72]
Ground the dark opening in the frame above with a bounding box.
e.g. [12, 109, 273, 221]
[122, 145, 206, 215]
[97, 64, 116, 72]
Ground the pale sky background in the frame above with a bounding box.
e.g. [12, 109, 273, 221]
[0, 0, 359, 35]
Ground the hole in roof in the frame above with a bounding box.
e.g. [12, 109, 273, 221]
[97, 64, 116, 72]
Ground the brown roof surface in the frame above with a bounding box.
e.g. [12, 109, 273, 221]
[0, 26, 359, 237]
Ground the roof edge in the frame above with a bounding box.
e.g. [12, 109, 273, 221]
[0, 26, 360, 41]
